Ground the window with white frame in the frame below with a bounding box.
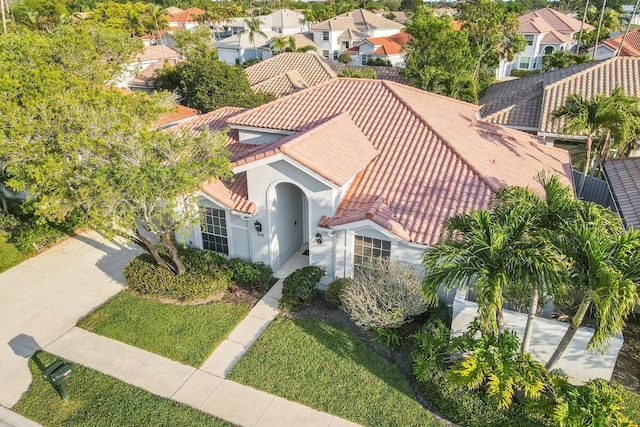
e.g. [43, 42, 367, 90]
[201, 207, 228, 254]
[333, 51, 339, 60]
[353, 235, 391, 265]
[322, 50, 329, 58]
[322, 31, 329, 41]
[524, 34, 534, 46]
[361, 54, 371, 65]
[518, 56, 531, 69]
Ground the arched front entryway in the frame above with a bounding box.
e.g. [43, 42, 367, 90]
[268, 182, 308, 272]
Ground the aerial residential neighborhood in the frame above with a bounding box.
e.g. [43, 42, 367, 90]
[1, 0, 640, 426]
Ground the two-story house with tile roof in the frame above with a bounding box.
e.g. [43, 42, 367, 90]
[588, 28, 640, 59]
[171, 78, 571, 284]
[344, 32, 410, 66]
[310, 9, 403, 61]
[496, 8, 593, 79]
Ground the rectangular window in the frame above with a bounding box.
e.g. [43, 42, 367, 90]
[525, 34, 534, 46]
[518, 56, 531, 69]
[333, 51, 339, 60]
[322, 31, 329, 41]
[201, 207, 228, 254]
[353, 236, 391, 265]
[361, 54, 370, 65]
[322, 50, 329, 58]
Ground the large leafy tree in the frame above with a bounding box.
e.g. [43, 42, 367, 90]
[404, 8, 478, 103]
[156, 51, 275, 113]
[458, 0, 526, 86]
[0, 24, 232, 274]
[552, 87, 640, 196]
[88, 1, 148, 36]
[545, 203, 640, 370]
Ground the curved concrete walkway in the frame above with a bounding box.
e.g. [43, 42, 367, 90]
[1, 237, 360, 426]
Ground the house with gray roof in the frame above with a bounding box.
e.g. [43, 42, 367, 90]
[604, 157, 640, 229]
[480, 56, 640, 150]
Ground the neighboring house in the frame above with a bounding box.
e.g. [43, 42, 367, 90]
[327, 60, 408, 83]
[262, 33, 321, 60]
[603, 157, 640, 229]
[171, 78, 571, 284]
[216, 9, 307, 39]
[167, 7, 205, 31]
[310, 9, 403, 60]
[480, 56, 640, 148]
[244, 52, 337, 97]
[496, 8, 593, 79]
[588, 28, 640, 59]
[216, 31, 280, 64]
[381, 11, 409, 25]
[434, 7, 457, 18]
[116, 45, 183, 92]
[622, 4, 640, 26]
[344, 32, 410, 67]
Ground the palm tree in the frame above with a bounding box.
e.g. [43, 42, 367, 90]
[493, 173, 574, 353]
[284, 35, 317, 53]
[545, 202, 640, 370]
[551, 88, 636, 197]
[145, 4, 169, 60]
[243, 17, 266, 60]
[423, 206, 542, 336]
[272, 36, 286, 55]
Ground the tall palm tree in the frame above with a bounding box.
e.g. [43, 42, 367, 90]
[545, 202, 640, 370]
[493, 173, 574, 353]
[284, 35, 317, 53]
[243, 17, 266, 60]
[145, 4, 169, 61]
[551, 88, 636, 197]
[423, 205, 555, 337]
[272, 36, 286, 55]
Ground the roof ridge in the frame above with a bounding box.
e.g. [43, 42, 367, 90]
[544, 57, 614, 90]
[382, 80, 500, 193]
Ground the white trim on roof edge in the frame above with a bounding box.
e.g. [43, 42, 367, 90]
[326, 219, 428, 249]
[228, 124, 297, 135]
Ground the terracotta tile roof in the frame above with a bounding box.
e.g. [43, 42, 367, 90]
[452, 20, 464, 31]
[541, 29, 572, 44]
[221, 79, 571, 244]
[479, 58, 640, 134]
[389, 31, 411, 45]
[540, 57, 640, 135]
[154, 104, 199, 128]
[234, 112, 379, 186]
[602, 29, 640, 57]
[170, 108, 257, 214]
[519, 8, 592, 35]
[310, 8, 403, 32]
[137, 45, 181, 62]
[129, 58, 182, 88]
[603, 157, 640, 229]
[245, 52, 336, 97]
[352, 36, 406, 55]
[168, 7, 204, 24]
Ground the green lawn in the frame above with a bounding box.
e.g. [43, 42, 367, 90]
[228, 317, 445, 427]
[0, 230, 30, 273]
[78, 292, 250, 367]
[13, 351, 234, 426]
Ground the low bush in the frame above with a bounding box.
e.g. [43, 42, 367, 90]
[366, 58, 392, 67]
[510, 69, 540, 77]
[338, 68, 377, 79]
[12, 222, 67, 252]
[337, 52, 352, 64]
[280, 265, 324, 310]
[228, 258, 272, 289]
[325, 277, 351, 307]
[124, 253, 232, 301]
[0, 212, 20, 229]
[342, 258, 428, 329]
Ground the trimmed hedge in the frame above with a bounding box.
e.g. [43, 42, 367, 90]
[280, 266, 324, 310]
[12, 222, 67, 252]
[124, 253, 232, 301]
[227, 258, 272, 290]
[325, 277, 351, 307]
[510, 69, 540, 77]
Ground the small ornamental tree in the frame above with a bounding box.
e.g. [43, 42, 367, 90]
[342, 258, 428, 329]
[337, 52, 352, 64]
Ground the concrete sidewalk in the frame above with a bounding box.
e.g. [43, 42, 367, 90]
[0, 231, 140, 408]
[46, 327, 359, 427]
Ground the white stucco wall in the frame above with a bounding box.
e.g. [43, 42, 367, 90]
[451, 288, 624, 385]
[368, 28, 401, 37]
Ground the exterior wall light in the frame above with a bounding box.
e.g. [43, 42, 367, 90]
[254, 221, 262, 233]
[315, 232, 322, 245]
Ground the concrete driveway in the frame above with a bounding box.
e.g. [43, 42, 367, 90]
[0, 231, 140, 407]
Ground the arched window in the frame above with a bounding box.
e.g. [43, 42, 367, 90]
[544, 46, 554, 55]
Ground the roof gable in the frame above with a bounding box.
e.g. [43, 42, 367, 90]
[519, 8, 592, 35]
[311, 8, 403, 32]
[602, 29, 640, 57]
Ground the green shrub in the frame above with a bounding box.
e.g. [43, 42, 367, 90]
[178, 246, 228, 271]
[228, 258, 272, 289]
[124, 253, 232, 301]
[325, 277, 351, 307]
[280, 265, 324, 310]
[0, 212, 20, 229]
[510, 69, 540, 77]
[366, 58, 392, 67]
[12, 222, 66, 252]
[338, 52, 352, 64]
[338, 68, 377, 79]
[375, 326, 403, 348]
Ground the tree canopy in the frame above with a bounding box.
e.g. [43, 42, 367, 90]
[0, 24, 232, 274]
